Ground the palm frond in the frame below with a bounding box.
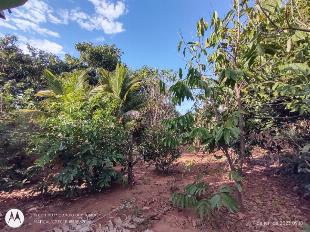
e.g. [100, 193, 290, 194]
[96, 63, 145, 115]
[111, 64, 127, 99]
[43, 69, 64, 95]
[89, 85, 105, 96]
[75, 70, 89, 90]
[122, 73, 143, 103]
[98, 68, 111, 86]
[63, 70, 89, 94]
[35, 90, 55, 97]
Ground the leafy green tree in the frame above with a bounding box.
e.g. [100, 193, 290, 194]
[0, 35, 70, 110]
[168, 0, 309, 208]
[244, 0, 310, 120]
[75, 42, 121, 71]
[90, 64, 145, 187]
[137, 67, 178, 127]
[32, 70, 130, 195]
[0, 35, 124, 111]
[170, 0, 309, 170]
[92, 64, 144, 116]
[0, 35, 71, 190]
[244, 0, 310, 194]
[171, 0, 251, 174]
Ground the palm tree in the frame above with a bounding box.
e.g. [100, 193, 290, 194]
[91, 64, 145, 187]
[91, 63, 144, 119]
[37, 65, 145, 187]
[36, 69, 89, 99]
[17, 70, 87, 119]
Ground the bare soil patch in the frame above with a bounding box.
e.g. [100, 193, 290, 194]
[0, 151, 309, 231]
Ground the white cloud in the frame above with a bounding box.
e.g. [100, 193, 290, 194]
[29, 39, 64, 54]
[48, 10, 69, 25]
[18, 36, 64, 55]
[0, 0, 66, 38]
[70, 9, 95, 31]
[89, 0, 126, 20]
[11, 18, 60, 37]
[99, 19, 123, 34]
[14, 1, 49, 23]
[0, 20, 17, 30]
[14, 0, 68, 25]
[70, 0, 126, 34]
[0, 0, 126, 38]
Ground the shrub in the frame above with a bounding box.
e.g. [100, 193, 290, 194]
[139, 126, 180, 172]
[279, 144, 310, 197]
[31, 93, 130, 195]
[0, 113, 38, 191]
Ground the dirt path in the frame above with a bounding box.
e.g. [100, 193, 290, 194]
[1, 152, 309, 232]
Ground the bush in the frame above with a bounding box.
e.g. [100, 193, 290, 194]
[139, 126, 180, 172]
[279, 144, 310, 197]
[31, 93, 130, 195]
[0, 113, 38, 191]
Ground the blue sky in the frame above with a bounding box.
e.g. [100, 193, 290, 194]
[0, 0, 232, 113]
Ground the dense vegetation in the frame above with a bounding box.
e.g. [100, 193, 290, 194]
[0, 0, 309, 224]
[0, 35, 179, 193]
[169, 0, 309, 214]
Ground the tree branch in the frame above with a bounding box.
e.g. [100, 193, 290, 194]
[257, 0, 310, 33]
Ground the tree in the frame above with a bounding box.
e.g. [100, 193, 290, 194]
[136, 67, 181, 172]
[32, 70, 129, 195]
[0, 35, 69, 111]
[90, 64, 144, 187]
[168, 0, 310, 207]
[93, 64, 144, 116]
[243, 0, 310, 194]
[171, 0, 250, 174]
[137, 67, 178, 127]
[75, 42, 122, 71]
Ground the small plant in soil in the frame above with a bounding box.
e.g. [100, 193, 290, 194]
[171, 181, 239, 219]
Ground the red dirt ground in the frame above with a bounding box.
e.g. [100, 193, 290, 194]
[1, 151, 309, 232]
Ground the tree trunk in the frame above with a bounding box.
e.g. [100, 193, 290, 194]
[233, 0, 246, 175]
[127, 155, 134, 188]
[221, 145, 235, 172]
[232, 0, 244, 210]
[127, 142, 134, 188]
[234, 84, 246, 174]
